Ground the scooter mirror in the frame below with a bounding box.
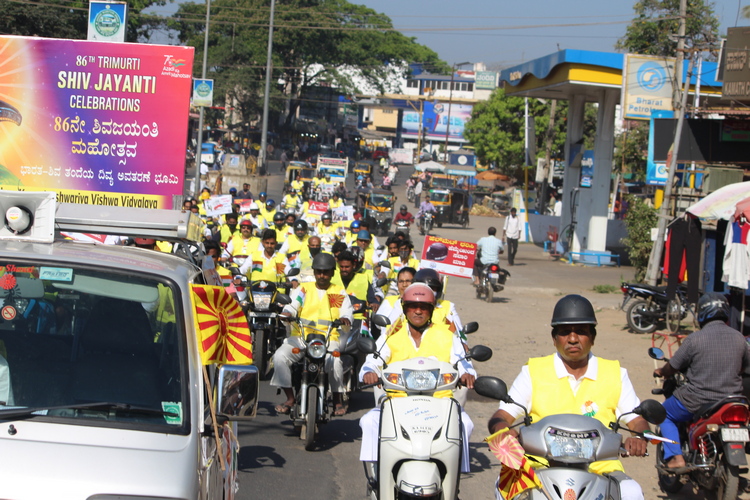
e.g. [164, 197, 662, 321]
[276, 293, 292, 306]
[375, 277, 389, 288]
[230, 267, 243, 277]
[634, 399, 667, 425]
[286, 267, 301, 277]
[648, 347, 665, 360]
[379, 260, 392, 269]
[467, 344, 492, 362]
[372, 314, 391, 328]
[463, 322, 479, 335]
[357, 335, 377, 354]
[474, 376, 511, 403]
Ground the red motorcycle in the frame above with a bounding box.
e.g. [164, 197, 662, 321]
[649, 347, 750, 499]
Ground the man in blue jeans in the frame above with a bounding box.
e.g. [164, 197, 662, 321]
[653, 293, 750, 469]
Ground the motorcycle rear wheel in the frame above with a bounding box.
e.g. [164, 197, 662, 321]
[717, 461, 740, 500]
[486, 285, 493, 303]
[625, 298, 658, 334]
[304, 385, 318, 451]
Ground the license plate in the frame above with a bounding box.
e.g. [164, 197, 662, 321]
[721, 427, 750, 442]
[249, 312, 275, 318]
[489, 273, 499, 279]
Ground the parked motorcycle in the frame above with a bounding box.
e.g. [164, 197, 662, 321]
[621, 282, 692, 334]
[474, 376, 667, 500]
[358, 321, 492, 500]
[419, 212, 435, 235]
[238, 268, 299, 380]
[476, 263, 510, 303]
[649, 347, 750, 499]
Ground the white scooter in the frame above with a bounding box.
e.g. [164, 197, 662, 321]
[358, 330, 492, 500]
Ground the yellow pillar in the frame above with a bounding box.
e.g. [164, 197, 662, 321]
[654, 189, 664, 210]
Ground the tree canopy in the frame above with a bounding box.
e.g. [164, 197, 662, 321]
[463, 89, 597, 180]
[170, 0, 446, 127]
[616, 0, 720, 57]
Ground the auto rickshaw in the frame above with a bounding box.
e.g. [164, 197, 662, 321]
[285, 162, 316, 196]
[363, 188, 395, 237]
[428, 188, 471, 228]
[354, 161, 372, 177]
[429, 174, 456, 190]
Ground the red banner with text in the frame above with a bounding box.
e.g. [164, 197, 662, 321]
[419, 235, 476, 279]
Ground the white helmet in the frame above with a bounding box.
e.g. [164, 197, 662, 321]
[249, 202, 259, 211]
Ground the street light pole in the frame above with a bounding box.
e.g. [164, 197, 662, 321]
[258, 0, 276, 176]
[193, 0, 211, 199]
[442, 62, 470, 162]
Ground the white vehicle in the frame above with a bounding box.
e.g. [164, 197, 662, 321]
[359, 325, 491, 500]
[0, 192, 258, 500]
[317, 155, 348, 184]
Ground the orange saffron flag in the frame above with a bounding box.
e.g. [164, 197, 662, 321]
[497, 458, 541, 499]
[327, 293, 345, 308]
[191, 284, 253, 365]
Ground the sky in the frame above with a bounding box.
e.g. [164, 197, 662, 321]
[148, 0, 750, 71]
[356, 0, 749, 70]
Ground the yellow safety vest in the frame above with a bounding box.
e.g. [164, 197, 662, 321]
[432, 299, 456, 331]
[332, 270, 370, 320]
[271, 225, 289, 243]
[261, 209, 277, 228]
[291, 180, 304, 192]
[285, 235, 309, 255]
[329, 198, 343, 209]
[283, 195, 300, 210]
[248, 251, 287, 282]
[387, 256, 420, 280]
[219, 225, 239, 244]
[317, 223, 337, 238]
[293, 282, 345, 341]
[527, 355, 624, 475]
[385, 323, 455, 399]
[229, 235, 259, 257]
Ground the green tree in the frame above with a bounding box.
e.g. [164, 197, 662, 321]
[616, 0, 720, 57]
[0, 0, 170, 41]
[171, 0, 445, 128]
[613, 122, 649, 181]
[622, 195, 658, 281]
[464, 89, 597, 181]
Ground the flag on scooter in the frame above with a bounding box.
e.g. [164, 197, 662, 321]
[191, 284, 252, 365]
[487, 430, 543, 498]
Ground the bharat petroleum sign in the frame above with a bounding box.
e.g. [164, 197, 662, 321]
[622, 54, 675, 120]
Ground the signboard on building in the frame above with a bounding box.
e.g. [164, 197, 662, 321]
[402, 102, 473, 141]
[0, 36, 194, 209]
[475, 71, 497, 90]
[622, 54, 675, 120]
[88, 1, 127, 43]
[721, 27, 750, 102]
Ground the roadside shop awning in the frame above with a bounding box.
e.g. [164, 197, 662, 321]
[445, 165, 476, 177]
[414, 161, 445, 173]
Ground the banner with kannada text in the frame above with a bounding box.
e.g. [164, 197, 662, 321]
[0, 36, 194, 209]
[419, 235, 476, 279]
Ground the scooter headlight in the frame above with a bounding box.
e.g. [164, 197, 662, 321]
[253, 292, 272, 311]
[544, 427, 600, 463]
[402, 369, 439, 391]
[307, 339, 326, 360]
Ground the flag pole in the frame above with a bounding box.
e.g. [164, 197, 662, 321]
[203, 365, 226, 471]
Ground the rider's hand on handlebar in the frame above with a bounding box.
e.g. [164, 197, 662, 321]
[653, 367, 664, 378]
[363, 372, 381, 388]
[459, 373, 475, 389]
[340, 318, 351, 327]
[622, 436, 649, 457]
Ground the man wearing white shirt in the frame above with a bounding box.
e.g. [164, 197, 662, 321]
[502, 207, 521, 266]
[486, 295, 652, 500]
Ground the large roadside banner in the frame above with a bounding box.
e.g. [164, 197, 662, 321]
[0, 36, 194, 209]
[419, 235, 477, 279]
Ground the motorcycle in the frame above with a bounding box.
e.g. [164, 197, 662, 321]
[394, 219, 410, 238]
[288, 318, 356, 451]
[358, 319, 492, 500]
[621, 282, 692, 334]
[476, 263, 510, 304]
[649, 347, 750, 499]
[474, 376, 667, 500]
[419, 212, 435, 235]
[238, 268, 299, 380]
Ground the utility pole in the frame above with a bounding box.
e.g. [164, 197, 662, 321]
[644, 0, 690, 285]
[193, 0, 211, 199]
[258, 0, 276, 176]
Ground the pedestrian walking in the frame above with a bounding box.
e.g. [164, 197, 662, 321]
[414, 179, 423, 208]
[503, 207, 521, 266]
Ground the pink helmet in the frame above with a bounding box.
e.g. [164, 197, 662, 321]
[401, 283, 436, 309]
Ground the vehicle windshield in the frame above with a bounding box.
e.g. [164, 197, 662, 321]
[319, 167, 344, 178]
[0, 261, 187, 432]
[430, 192, 450, 203]
[431, 177, 454, 188]
[301, 168, 315, 178]
[368, 193, 393, 207]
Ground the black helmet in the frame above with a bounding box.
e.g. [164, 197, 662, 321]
[294, 219, 308, 231]
[414, 268, 443, 300]
[312, 252, 336, 271]
[400, 204, 407, 211]
[697, 293, 729, 328]
[321, 213, 332, 221]
[551, 294, 597, 326]
[273, 212, 286, 223]
[425, 242, 448, 262]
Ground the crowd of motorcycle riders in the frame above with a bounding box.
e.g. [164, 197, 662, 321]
[156, 180, 750, 500]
